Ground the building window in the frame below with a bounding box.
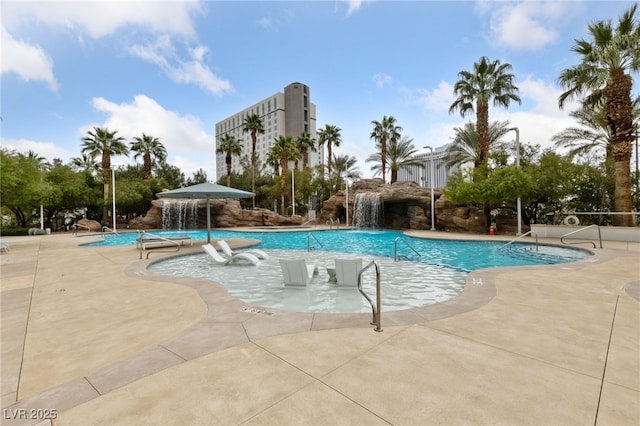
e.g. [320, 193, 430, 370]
[304, 96, 307, 108]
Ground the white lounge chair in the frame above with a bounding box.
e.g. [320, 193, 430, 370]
[217, 239, 269, 260]
[279, 258, 318, 286]
[0, 242, 9, 253]
[335, 258, 363, 286]
[202, 244, 260, 266]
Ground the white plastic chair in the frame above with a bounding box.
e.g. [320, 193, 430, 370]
[279, 259, 318, 286]
[202, 244, 259, 266]
[217, 239, 269, 260]
[334, 258, 363, 286]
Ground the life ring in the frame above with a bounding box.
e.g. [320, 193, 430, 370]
[563, 215, 580, 226]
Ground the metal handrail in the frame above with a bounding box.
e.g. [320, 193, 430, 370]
[394, 236, 421, 261]
[137, 231, 181, 259]
[307, 232, 324, 252]
[357, 260, 382, 332]
[498, 231, 539, 252]
[101, 226, 117, 234]
[560, 224, 602, 249]
[71, 223, 91, 236]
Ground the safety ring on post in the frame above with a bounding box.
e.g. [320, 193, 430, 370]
[563, 215, 580, 226]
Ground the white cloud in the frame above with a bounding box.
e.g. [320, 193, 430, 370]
[415, 81, 455, 113]
[480, 1, 572, 50]
[1, 137, 72, 160]
[345, 0, 364, 16]
[372, 72, 392, 88]
[129, 36, 233, 96]
[0, 26, 59, 91]
[518, 76, 579, 117]
[3, 1, 202, 39]
[86, 94, 216, 177]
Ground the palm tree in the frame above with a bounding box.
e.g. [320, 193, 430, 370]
[242, 114, 265, 207]
[317, 124, 342, 185]
[558, 5, 639, 226]
[21, 150, 50, 171]
[552, 108, 610, 159]
[216, 134, 243, 187]
[271, 135, 297, 213]
[445, 120, 512, 170]
[295, 133, 317, 170]
[366, 136, 425, 183]
[370, 116, 402, 183]
[449, 56, 521, 170]
[81, 127, 129, 223]
[130, 133, 167, 179]
[70, 153, 100, 176]
[265, 150, 280, 177]
[332, 153, 362, 191]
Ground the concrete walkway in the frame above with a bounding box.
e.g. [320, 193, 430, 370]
[1, 230, 638, 426]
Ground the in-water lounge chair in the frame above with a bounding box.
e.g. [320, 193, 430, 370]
[279, 258, 318, 286]
[335, 258, 363, 286]
[202, 243, 260, 266]
[217, 239, 269, 260]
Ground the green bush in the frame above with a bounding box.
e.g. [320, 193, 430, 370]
[0, 228, 29, 236]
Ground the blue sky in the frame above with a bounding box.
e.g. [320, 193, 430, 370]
[2, 0, 638, 179]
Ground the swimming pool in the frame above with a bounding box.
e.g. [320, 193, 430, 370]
[88, 229, 592, 314]
[85, 229, 591, 271]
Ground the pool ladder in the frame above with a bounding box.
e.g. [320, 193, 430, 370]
[358, 260, 382, 332]
[498, 230, 539, 252]
[394, 237, 421, 261]
[307, 232, 324, 252]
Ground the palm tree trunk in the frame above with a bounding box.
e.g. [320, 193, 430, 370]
[476, 101, 490, 167]
[605, 70, 634, 226]
[251, 133, 257, 208]
[381, 137, 387, 184]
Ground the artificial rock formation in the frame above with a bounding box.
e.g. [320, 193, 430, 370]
[128, 199, 303, 230]
[318, 179, 487, 233]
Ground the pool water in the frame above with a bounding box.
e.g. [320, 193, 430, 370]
[149, 249, 468, 314]
[88, 229, 591, 314]
[86, 229, 591, 271]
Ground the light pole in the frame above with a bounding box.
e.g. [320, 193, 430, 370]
[345, 178, 349, 227]
[507, 127, 522, 236]
[291, 169, 295, 216]
[423, 146, 436, 231]
[112, 168, 117, 231]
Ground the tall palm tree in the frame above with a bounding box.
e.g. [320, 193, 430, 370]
[70, 153, 100, 176]
[130, 133, 167, 179]
[295, 132, 317, 170]
[558, 4, 639, 226]
[271, 135, 297, 213]
[445, 120, 512, 170]
[366, 136, 425, 183]
[242, 114, 265, 208]
[449, 56, 521, 170]
[81, 127, 129, 223]
[370, 116, 402, 183]
[332, 153, 362, 191]
[265, 150, 280, 177]
[216, 134, 243, 187]
[317, 124, 342, 185]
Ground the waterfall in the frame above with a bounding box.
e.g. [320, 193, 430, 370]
[161, 200, 198, 230]
[353, 193, 381, 228]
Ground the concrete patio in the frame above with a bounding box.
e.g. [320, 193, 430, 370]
[1, 230, 638, 425]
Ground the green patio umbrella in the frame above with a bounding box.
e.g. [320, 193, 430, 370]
[156, 182, 255, 244]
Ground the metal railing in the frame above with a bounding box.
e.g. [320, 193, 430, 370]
[498, 231, 539, 252]
[394, 236, 421, 261]
[137, 231, 182, 259]
[560, 224, 603, 249]
[307, 232, 324, 252]
[101, 226, 117, 234]
[357, 260, 382, 332]
[71, 223, 92, 236]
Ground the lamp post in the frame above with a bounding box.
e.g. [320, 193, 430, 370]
[112, 168, 117, 231]
[345, 178, 349, 227]
[291, 169, 295, 216]
[423, 146, 436, 231]
[507, 127, 522, 236]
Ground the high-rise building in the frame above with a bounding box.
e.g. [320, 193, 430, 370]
[214, 82, 319, 182]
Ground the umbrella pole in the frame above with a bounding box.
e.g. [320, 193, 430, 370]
[206, 197, 211, 244]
